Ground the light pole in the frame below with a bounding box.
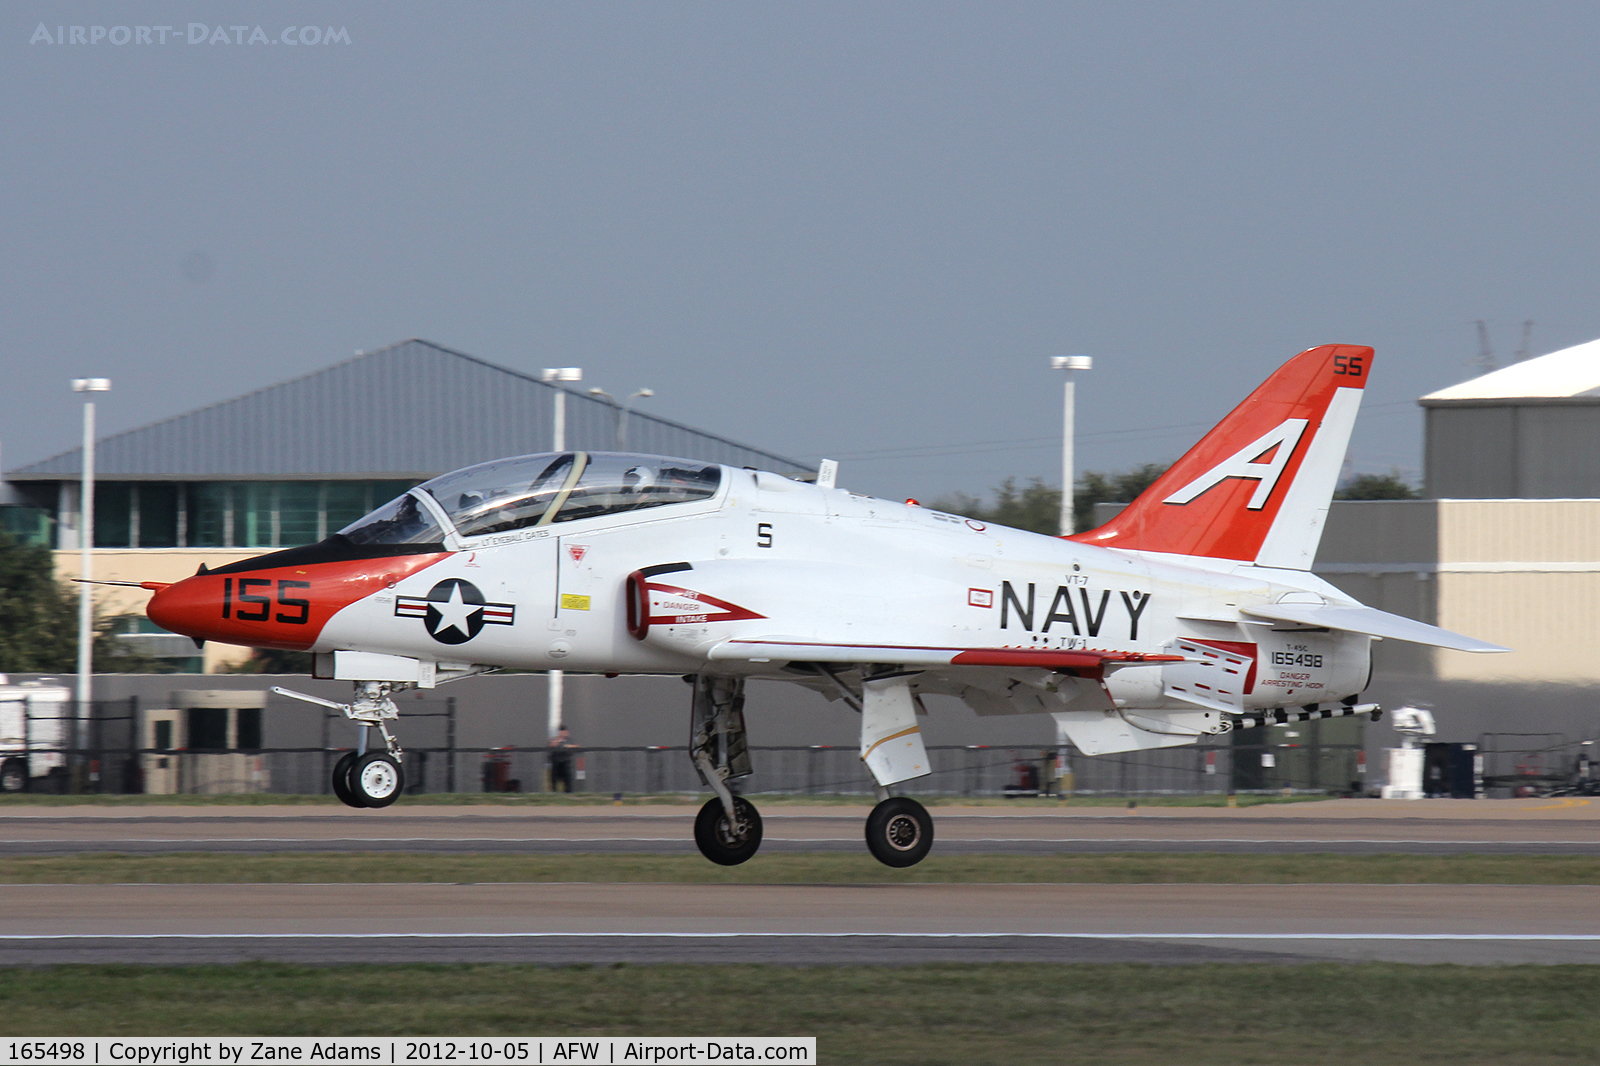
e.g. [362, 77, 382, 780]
[588, 387, 655, 449]
[1046, 352, 1088, 797]
[541, 367, 583, 451]
[539, 368, 583, 746]
[1049, 356, 1092, 536]
[71, 377, 110, 761]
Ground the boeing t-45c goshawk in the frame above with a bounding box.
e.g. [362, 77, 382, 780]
[143, 344, 1506, 866]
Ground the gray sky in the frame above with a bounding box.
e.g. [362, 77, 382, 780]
[6, 2, 1599, 502]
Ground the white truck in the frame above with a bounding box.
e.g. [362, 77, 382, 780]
[0, 676, 73, 791]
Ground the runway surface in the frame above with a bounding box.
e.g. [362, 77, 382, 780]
[2, 799, 1596, 966]
[0, 882, 1595, 965]
[0, 798, 1595, 855]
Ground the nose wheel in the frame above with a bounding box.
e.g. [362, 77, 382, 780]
[330, 748, 405, 808]
[693, 795, 763, 865]
[331, 752, 361, 807]
[866, 796, 934, 867]
[349, 752, 403, 807]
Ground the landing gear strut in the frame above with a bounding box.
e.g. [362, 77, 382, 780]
[689, 675, 762, 864]
[273, 682, 406, 809]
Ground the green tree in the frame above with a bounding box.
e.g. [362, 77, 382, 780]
[929, 462, 1171, 536]
[0, 533, 77, 672]
[1074, 462, 1170, 531]
[0, 534, 182, 674]
[1335, 471, 1419, 500]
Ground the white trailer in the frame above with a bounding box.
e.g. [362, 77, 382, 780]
[0, 675, 73, 791]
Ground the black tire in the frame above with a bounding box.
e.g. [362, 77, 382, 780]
[331, 752, 365, 808]
[693, 796, 763, 866]
[865, 797, 934, 867]
[0, 759, 26, 793]
[350, 752, 404, 808]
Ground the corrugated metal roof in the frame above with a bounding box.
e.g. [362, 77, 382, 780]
[7, 340, 811, 481]
[1422, 337, 1600, 402]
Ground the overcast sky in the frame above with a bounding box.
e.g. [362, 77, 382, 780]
[5, 2, 1599, 501]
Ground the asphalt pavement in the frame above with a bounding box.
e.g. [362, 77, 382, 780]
[3, 798, 1598, 965]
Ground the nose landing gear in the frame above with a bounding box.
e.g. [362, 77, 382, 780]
[273, 682, 406, 808]
[689, 675, 761, 865]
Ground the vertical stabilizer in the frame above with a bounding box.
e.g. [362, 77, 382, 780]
[1070, 344, 1372, 569]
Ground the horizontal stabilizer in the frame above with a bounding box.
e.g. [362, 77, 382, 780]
[1240, 603, 1509, 653]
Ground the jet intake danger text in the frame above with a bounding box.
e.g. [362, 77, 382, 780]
[998, 580, 1151, 640]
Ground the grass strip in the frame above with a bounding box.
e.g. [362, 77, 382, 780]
[0, 961, 1597, 1063]
[0, 792, 1325, 807]
[1, 852, 1598, 884]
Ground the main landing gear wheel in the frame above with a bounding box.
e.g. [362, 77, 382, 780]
[331, 752, 363, 808]
[865, 797, 934, 868]
[694, 796, 763, 866]
[351, 752, 404, 808]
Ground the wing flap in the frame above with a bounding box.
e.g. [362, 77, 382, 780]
[708, 640, 1181, 674]
[1240, 603, 1509, 653]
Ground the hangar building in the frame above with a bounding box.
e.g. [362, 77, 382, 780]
[1321, 338, 1600, 756]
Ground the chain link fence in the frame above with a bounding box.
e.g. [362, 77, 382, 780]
[0, 741, 1366, 797]
[0, 694, 1367, 797]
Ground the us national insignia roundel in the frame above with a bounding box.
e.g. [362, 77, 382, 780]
[395, 578, 516, 645]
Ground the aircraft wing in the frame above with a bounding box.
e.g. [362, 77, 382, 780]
[1239, 603, 1510, 653]
[706, 640, 1181, 675]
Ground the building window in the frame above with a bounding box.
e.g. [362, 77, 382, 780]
[94, 483, 133, 548]
[86, 480, 420, 550]
[185, 707, 229, 750]
[0, 506, 52, 547]
[278, 482, 321, 548]
[236, 708, 262, 750]
[186, 483, 228, 547]
[139, 483, 180, 547]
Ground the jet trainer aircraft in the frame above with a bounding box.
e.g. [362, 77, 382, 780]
[143, 344, 1506, 866]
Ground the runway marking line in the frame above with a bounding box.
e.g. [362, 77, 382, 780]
[2, 881, 1599, 889]
[0, 932, 1594, 941]
[5, 837, 1600, 845]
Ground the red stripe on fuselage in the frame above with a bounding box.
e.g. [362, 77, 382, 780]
[147, 553, 451, 652]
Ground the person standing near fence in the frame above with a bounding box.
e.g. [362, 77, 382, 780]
[548, 725, 577, 792]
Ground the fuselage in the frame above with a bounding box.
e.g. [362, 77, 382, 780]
[147, 452, 1369, 714]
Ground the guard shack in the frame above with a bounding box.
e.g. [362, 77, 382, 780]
[142, 690, 268, 794]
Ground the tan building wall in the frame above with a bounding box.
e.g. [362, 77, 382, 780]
[1317, 499, 1600, 685]
[1432, 500, 1600, 684]
[54, 549, 260, 672]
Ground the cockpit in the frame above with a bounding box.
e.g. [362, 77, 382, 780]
[338, 452, 723, 546]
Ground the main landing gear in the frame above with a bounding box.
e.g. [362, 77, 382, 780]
[685, 671, 938, 869]
[865, 795, 934, 867]
[273, 682, 405, 808]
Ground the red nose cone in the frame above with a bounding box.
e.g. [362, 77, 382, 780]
[146, 553, 450, 651]
[146, 576, 230, 644]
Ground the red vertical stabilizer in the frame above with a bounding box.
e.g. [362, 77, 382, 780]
[1069, 344, 1373, 569]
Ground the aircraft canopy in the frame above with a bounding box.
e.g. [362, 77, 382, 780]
[412, 451, 722, 539]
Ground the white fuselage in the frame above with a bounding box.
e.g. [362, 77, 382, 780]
[313, 468, 1369, 713]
